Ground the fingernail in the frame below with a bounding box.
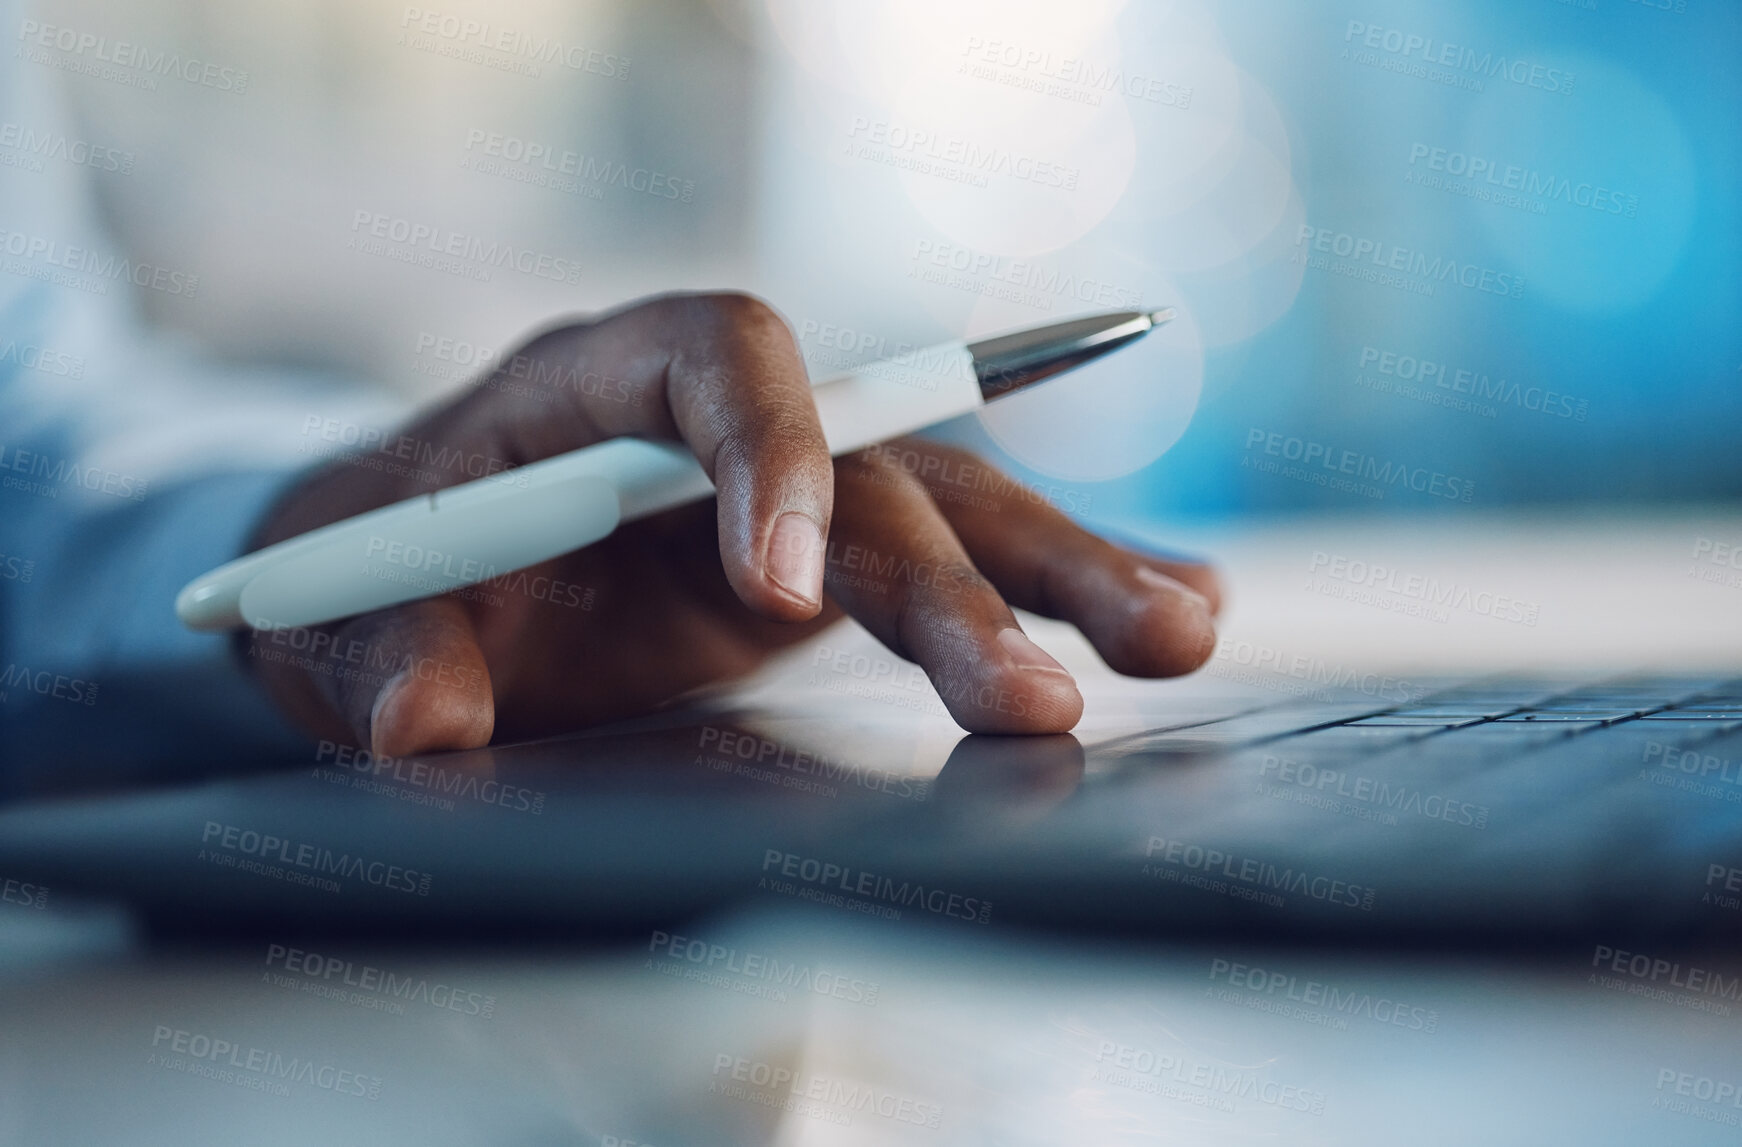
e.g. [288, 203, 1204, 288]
[1136, 563, 1208, 605]
[997, 628, 1071, 676]
[766, 512, 824, 607]
[368, 669, 412, 756]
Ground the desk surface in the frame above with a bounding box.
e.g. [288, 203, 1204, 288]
[2, 905, 1740, 1145]
[2, 511, 1740, 1143]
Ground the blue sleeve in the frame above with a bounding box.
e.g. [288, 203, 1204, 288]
[0, 17, 403, 791]
[0, 457, 316, 794]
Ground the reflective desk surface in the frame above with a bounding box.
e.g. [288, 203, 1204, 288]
[2, 513, 1739, 1144]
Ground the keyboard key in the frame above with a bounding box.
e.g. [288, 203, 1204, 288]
[1344, 715, 1489, 728]
[1528, 703, 1663, 714]
[1274, 725, 1445, 754]
[1380, 706, 1521, 719]
[1105, 705, 1382, 755]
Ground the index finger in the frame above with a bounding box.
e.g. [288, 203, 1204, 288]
[456, 291, 835, 621]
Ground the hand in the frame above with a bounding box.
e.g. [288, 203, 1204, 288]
[243, 293, 1221, 757]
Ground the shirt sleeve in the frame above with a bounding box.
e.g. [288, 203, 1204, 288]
[0, 8, 405, 793]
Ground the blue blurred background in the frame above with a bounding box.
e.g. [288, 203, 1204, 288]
[1144, 0, 1742, 520]
[34, 0, 1741, 522]
[744, 0, 1742, 522]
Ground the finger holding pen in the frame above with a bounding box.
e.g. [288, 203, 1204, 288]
[233, 294, 1216, 754]
[245, 291, 837, 755]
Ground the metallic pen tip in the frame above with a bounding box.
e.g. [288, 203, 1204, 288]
[1148, 307, 1177, 326]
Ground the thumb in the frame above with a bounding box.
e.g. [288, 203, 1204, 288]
[326, 597, 495, 758]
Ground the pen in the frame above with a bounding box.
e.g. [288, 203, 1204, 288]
[176, 308, 1177, 632]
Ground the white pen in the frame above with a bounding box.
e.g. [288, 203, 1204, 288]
[176, 308, 1177, 632]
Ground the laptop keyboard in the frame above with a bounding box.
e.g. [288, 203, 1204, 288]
[1068, 677, 1742, 938]
[1099, 677, 1742, 760]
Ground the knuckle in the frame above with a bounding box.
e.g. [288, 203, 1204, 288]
[894, 436, 981, 468]
[890, 438, 1018, 501]
[890, 558, 994, 639]
[760, 399, 825, 445]
[926, 559, 994, 599]
[692, 291, 787, 338]
[839, 444, 916, 485]
[717, 406, 828, 478]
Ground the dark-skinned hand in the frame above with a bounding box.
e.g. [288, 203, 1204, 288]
[244, 292, 1221, 757]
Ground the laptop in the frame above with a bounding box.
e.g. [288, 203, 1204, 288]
[2, 513, 1736, 953]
